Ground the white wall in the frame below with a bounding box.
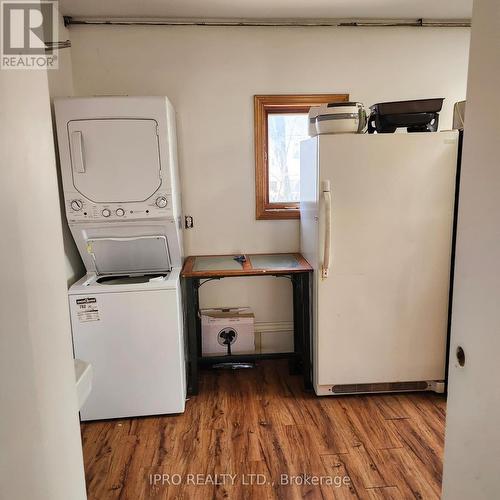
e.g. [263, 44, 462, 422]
[0, 68, 87, 500]
[442, 1, 500, 498]
[48, 11, 85, 286]
[68, 25, 470, 322]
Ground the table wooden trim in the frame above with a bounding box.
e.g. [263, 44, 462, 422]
[181, 252, 312, 278]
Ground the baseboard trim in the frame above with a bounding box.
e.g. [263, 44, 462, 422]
[254, 321, 294, 353]
[254, 321, 294, 333]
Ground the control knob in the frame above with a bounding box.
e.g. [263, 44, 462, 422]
[156, 196, 168, 208]
[70, 199, 83, 211]
[102, 208, 111, 217]
[116, 208, 125, 217]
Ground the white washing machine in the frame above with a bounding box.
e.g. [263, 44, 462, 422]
[55, 96, 186, 420]
[69, 269, 186, 420]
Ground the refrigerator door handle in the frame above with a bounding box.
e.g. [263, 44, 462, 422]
[322, 180, 332, 278]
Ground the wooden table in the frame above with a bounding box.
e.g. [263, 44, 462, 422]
[181, 253, 313, 395]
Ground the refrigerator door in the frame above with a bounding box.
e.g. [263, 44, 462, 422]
[313, 132, 458, 395]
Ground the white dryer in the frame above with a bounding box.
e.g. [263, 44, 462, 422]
[54, 96, 183, 268]
[54, 96, 186, 420]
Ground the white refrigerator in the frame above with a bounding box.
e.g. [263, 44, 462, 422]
[300, 132, 458, 396]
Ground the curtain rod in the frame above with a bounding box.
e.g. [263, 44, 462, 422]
[63, 17, 471, 28]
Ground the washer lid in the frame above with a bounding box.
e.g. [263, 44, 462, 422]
[87, 235, 171, 275]
[67, 118, 162, 203]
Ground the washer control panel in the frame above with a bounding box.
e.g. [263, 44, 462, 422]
[65, 192, 172, 222]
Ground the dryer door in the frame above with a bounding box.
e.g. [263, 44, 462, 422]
[67, 119, 162, 203]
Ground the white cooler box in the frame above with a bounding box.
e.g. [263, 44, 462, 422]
[201, 307, 255, 355]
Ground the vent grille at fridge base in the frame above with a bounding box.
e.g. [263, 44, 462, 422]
[331, 381, 429, 394]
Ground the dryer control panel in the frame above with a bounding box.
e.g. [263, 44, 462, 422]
[65, 191, 173, 222]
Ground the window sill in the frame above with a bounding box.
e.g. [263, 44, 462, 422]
[256, 207, 300, 220]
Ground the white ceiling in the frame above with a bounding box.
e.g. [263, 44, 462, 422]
[59, 0, 473, 21]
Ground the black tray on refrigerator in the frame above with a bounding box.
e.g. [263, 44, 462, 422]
[368, 98, 444, 133]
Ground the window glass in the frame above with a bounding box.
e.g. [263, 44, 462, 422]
[267, 113, 309, 203]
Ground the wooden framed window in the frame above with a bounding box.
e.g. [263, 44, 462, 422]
[254, 93, 349, 220]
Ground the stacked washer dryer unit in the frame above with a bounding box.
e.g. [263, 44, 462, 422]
[55, 96, 186, 421]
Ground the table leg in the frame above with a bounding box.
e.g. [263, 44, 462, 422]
[291, 272, 313, 390]
[184, 277, 200, 395]
[290, 275, 302, 375]
[301, 272, 313, 391]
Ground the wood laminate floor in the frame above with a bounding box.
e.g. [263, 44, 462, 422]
[81, 360, 446, 500]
